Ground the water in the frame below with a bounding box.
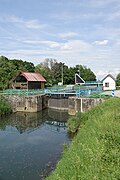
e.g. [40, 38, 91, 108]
[0, 109, 70, 180]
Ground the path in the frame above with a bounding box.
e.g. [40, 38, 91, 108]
[102, 90, 120, 97]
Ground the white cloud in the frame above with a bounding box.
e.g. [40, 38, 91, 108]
[58, 32, 78, 38]
[23, 40, 60, 48]
[2, 15, 47, 29]
[60, 40, 92, 52]
[93, 40, 109, 45]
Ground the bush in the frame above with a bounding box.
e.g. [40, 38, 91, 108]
[0, 96, 12, 116]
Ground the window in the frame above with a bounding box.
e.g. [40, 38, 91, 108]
[105, 82, 109, 87]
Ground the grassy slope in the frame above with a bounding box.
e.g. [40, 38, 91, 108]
[46, 98, 120, 180]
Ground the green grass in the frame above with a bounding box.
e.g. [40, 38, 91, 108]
[0, 96, 12, 116]
[46, 98, 120, 180]
[89, 93, 112, 98]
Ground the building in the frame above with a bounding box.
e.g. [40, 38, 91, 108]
[10, 72, 46, 89]
[102, 74, 116, 90]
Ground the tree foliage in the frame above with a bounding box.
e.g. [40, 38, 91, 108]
[35, 59, 96, 86]
[0, 56, 35, 89]
[35, 58, 57, 86]
[116, 73, 120, 86]
[0, 56, 96, 89]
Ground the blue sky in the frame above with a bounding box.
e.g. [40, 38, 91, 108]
[0, 0, 120, 79]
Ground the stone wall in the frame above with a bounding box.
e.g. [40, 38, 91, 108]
[4, 95, 48, 113]
[68, 97, 104, 115]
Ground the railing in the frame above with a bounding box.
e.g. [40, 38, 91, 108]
[45, 86, 103, 97]
[2, 89, 44, 96]
[1, 86, 104, 98]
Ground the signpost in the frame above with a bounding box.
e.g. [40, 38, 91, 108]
[75, 73, 85, 97]
[111, 89, 114, 97]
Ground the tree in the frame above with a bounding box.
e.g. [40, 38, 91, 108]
[74, 65, 96, 81]
[10, 59, 35, 72]
[35, 59, 96, 86]
[0, 56, 35, 89]
[35, 58, 58, 86]
[35, 63, 52, 86]
[116, 73, 120, 86]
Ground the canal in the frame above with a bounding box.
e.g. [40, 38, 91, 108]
[0, 109, 70, 180]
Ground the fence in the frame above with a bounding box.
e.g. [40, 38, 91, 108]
[1, 86, 104, 98]
[2, 89, 44, 96]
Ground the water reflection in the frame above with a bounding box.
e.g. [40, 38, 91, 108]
[0, 109, 68, 134]
[0, 109, 70, 180]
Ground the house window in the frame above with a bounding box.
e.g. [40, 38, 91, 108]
[105, 82, 109, 87]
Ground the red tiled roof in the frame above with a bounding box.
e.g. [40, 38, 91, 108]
[21, 72, 46, 82]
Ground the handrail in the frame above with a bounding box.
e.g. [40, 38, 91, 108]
[2, 86, 103, 97]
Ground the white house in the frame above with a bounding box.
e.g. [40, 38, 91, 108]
[102, 74, 116, 90]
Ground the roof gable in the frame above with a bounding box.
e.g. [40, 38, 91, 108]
[102, 74, 116, 82]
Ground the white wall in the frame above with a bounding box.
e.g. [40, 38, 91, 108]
[103, 76, 116, 90]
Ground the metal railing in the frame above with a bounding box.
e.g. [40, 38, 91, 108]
[2, 89, 44, 96]
[1, 86, 104, 98]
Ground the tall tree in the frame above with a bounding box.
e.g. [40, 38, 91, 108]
[35, 63, 52, 86]
[35, 58, 57, 86]
[51, 62, 66, 84]
[116, 73, 120, 86]
[0, 56, 35, 89]
[74, 65, 96, 81]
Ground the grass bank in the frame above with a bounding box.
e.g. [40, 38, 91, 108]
[46, 98, 120, 180]
[0, 96, 12, 116]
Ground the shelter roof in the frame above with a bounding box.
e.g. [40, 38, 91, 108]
[21, 72, 46, 82]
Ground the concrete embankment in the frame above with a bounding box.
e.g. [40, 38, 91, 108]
[4, 95, 48, 113]
[68, 97, 104, 115]
[48, 96, 104, 115]
[4, 94, 104, 114]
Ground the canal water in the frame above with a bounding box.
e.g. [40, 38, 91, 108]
[0, 109, 70, 180]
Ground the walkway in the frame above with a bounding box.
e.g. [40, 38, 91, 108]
[102, 90, 120, 97]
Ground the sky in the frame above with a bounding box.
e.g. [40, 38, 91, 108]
[0, 0, 120, 79]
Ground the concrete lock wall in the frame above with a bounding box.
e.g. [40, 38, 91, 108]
[4, 95, 104, 114]
[68, 97, 104, 115]
[4, 95, 48, 113]
[48, 98, 68, 111]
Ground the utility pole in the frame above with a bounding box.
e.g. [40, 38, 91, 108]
[62, 63, 63, 85]
[78, 69, 80, 97]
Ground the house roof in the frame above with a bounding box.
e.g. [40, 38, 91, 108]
[102, 74, 116, 82]
[21, 72, 46, 82]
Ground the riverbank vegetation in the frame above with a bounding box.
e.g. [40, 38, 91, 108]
[0, 96, 12, 116]
[116, 73, 120, 86]
[46, 98, 120, 179]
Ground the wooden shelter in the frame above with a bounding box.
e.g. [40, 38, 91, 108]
[10, 72, 46, 89]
